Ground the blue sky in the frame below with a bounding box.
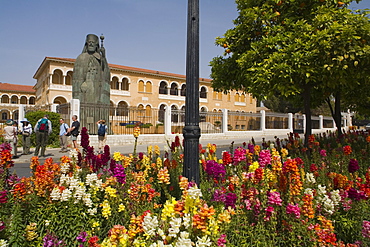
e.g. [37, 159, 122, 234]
[0, 0, 369, 86]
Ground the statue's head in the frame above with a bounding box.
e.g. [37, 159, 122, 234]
[82, 34, 100, 54]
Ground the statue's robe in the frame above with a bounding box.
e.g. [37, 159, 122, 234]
[72, 52, 110, 105]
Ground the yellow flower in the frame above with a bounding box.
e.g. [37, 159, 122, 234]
[248, 161, 259, 173]
[133, 126, 140, 138]
[113, 152, 123, 161]
[101, 200, 112, 219]
[105, 186, 117, 198]
[92, 221, 100, 228]
[156, 157, 163, 168]
[118, 204, 126, 212]
[280, 148, 288, 158]
[154, 145, 160, 156]
[161, 197, 176, 220]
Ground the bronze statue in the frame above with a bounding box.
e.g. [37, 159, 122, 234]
[72, 34, 110, 105]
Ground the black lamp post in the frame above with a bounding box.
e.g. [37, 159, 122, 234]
[183, 0, 200, 185]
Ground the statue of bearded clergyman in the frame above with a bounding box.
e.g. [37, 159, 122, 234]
[72, 34, 110, 105]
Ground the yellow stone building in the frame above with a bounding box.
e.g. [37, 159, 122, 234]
[32, 57, 256, 114]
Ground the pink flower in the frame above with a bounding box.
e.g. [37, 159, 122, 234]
[362, 221, 370, 239]
[267, 191, 282, 206]
[319, 149, 327, 157]
[264, 206, 274, 221]
[286, 203, 301, 219]
[258, 149, 271, 168]
[217, 234, 227, 247]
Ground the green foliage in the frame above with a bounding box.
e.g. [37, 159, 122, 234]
[210, 0, 370, 139]
[25, 111, 61, 147]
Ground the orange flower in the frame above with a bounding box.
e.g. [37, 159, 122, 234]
[343, 145, 352, 155]
[157, 167, 170, 185]
[301, 194, 314, 219]
[366, 136, 370, 143]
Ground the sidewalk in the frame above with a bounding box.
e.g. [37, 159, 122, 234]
[13, 132, 293, 163]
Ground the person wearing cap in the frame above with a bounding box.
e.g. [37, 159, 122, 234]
[34, 114, 52, 157]
[3, 120, 18, 158]
[20, 118, 32, 155]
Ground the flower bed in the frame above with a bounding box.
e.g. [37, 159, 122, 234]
[0, 128, 369, 246]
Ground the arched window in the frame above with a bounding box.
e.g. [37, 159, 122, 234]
[170, 83, 178, 96]
[11, 95, 18, 104]
[122, 78, 129, 91]
[159, 81, 168, 94]
[20, 96, 27, 104]
[111, 77, 119, 89]
[234, 93, 240, 102]
[146, 81, 152, 93]
[158, 104, 166, 123]
[1, 95, 9, 104]
[29, 97, 36, 105]
[66, 71, 73, 85]
[200, 107, 207, 122]
[200, 86, 207, 98]
[145, 105, 152, 117]
[1, 112, 8, 120]
[52, 69, 63, 84]
[117, 101, 129, 116]
[171, 105, 179, 123]
[180, 84, 186, 96]
[53, 97, 67, 104]
[138, 80, 145, 92]
[241, 94, 245, 102]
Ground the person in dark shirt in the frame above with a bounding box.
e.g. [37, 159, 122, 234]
[68, 115, 80, 149]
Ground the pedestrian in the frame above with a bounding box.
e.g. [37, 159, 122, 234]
[68, 115, 80, 149]
[34, 114, 52, 157]
[3, 119, 18, 158]
[97, 119, 108, 153]
[20, 118, 32, 155]
[12, 121, 19, 157]
[59, 118, 70, 153]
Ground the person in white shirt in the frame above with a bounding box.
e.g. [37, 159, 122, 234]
[3, 119, 18, 158]
[59, 118, 70, 153]
[20, 118, 32, 155]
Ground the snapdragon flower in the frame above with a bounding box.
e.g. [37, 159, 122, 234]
[60, 188, 72, 202]
[50, 187, 61, 201]
[306, 173, 316, 184]
[187, 185, 202, 199]
[175, 231, 192, 247]
[143, 213, 159, 236]
[196, 235, 212, 247]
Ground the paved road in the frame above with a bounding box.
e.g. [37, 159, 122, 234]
[10, 133, 293, 178]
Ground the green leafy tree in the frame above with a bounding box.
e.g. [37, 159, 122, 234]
[25, 111, 61, 147]
[210, 0, 370, 144]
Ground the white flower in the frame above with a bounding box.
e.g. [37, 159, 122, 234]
[322, 195, 334, 215]
[306, 173, 316, 184]
[87, 207, 97, 215]
[83, 193, 93, 207]
[143, 213, 159, 236]
[196, 235, 212, 247]
[60, 163, 70, 174]
[0, 239, 8, 247]
[183, 213, 191, 229]
[168, 217, 182, 237]
[330, 190, 341, 206]
[187, 185, 202, 199]
[317, 185, 327, 196]
[60, 188, 72, 201]
[50, 187, 61, 201]
[304, 188, 314, 196]
[69, 149, 78, 158]
[45, 220, 50, 226]
[175, 231, 192, 247]
[73, 185, 86, 202]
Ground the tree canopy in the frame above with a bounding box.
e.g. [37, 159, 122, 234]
[210, 0, 370, 143]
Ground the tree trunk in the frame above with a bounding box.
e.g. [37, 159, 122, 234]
[303, 84, 312, 147]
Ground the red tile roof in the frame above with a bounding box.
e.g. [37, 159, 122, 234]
[45, 57, 212, 82]
[0, 82, 35, 93]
